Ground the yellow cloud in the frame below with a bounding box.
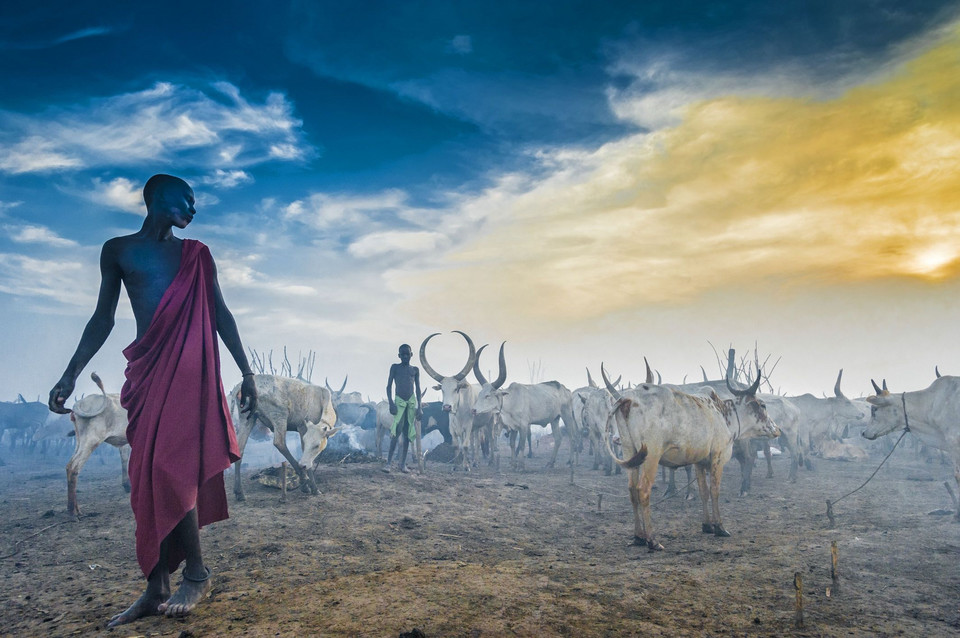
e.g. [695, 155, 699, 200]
[411, 24, 960, 332]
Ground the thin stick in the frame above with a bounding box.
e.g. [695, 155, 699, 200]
[280, 461, 287, 503]
[597, 493, 603, 513]
[1, 520, 73, 560]
[831, 540, 840, 596]
[794, 572, 804, 628]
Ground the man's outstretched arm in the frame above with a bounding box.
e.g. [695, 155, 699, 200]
[210, 255, 257, 414]
[49, 241, 123, 413]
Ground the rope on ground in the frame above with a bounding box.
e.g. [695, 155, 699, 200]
[825, 397, 911, 523]
[0, 519, 74, 560]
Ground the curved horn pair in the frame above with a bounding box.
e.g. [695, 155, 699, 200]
[870, 379, 889, 395]
[420, 331, 477, 383]
[474, 342, 507, 389]
[325, 375, 348, 396]
[726, 369, 761, 398]
[601, 363, 622, 401]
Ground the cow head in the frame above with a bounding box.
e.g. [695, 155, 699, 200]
[726, 372, 780, 439]
[301, 421, 342, 465]
[472, 342, 507, 416]
[862, 380, 902, 440]
[420, 331, 477, 414]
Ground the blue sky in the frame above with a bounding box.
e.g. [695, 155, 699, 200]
[2, 0, 960, 401]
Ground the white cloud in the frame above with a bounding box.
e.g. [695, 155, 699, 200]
[348, 230, 447, 259]
[87, 177, 143, 214]
[7, 224, 78, 247]
[202, 169, 254, 189]
[282, 189, 409, 229]
[0, 81, 313, 174]
[0, 253, 96, 308]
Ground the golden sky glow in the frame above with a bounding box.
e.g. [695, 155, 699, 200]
[414, 24, 960, 333]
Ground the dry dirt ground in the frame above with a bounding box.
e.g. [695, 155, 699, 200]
[0, 439, 958, 637]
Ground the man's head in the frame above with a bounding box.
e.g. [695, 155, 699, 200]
[143, 174, 195, 228]
[398, 344, 412, 363]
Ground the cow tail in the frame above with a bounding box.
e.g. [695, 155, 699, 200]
[621, 444, 648, 468]
[604, 400, 647, 468]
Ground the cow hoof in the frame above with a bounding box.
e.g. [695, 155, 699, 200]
[739, 490, 749, 498]
[766, 471, 774, 479]
[631, 536, 646, 547]
[702, 523, 714, 534]
[235, 493, 245, 502]
[123, 484, 131, 494]
[713, 525, 731, 538]
[544, 463, 555, 470]
[804, 459, 814, 471]
[647, 540, 664, 552]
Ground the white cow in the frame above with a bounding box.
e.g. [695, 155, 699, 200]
[789, 370, 864, 459]
[230, 374, 340, 501]
[64, 372, 131, 516]
[472, 345, 576, 471]
[420, 331, 478, 471]
[864, 376, 960, 522]
[603, 366, 780, 550]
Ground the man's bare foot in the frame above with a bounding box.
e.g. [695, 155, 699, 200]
[106, 587, 169, 627]
[159, 567, 211, 617]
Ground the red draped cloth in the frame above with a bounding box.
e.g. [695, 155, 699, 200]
[121, 239, 240, 577]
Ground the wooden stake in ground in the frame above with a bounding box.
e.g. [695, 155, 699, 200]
[831, 541, 840, 596]
[597, 493, 603, 514]
[415, 417, 425, 474]
[280, 461, 287, 503]
[794, 572, 804, 629]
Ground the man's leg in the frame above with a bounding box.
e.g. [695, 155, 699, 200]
[159, 508, 212, 617]
[107, 540, 171, 627]
[384, 435, 399, 472]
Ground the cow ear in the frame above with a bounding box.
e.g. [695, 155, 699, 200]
[616, 397, 633, 417]
[578, 394, 587, 405]
[433, 384, 441, 391]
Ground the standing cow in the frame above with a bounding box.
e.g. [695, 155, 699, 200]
[864, 376, 960, 522]
[471, 343, 576, 471]
[230, 374, 340, 500]
[603, 366, 780, 550]
[419, 331, 479, 471]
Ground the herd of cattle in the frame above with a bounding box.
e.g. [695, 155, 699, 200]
[2, 332, 958, 548]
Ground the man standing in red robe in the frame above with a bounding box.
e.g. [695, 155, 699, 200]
[49, 174, 258, 627]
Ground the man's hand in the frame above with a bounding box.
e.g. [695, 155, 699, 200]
[240, 376, 258, 414]
[389, 402, 397, 415]
[416, 407, 423, 420]
[48, 377, 75, 414]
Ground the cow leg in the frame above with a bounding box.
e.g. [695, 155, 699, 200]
[732, 438, 754, 497]
[683, 465, 694, 500]
[710, 457, 730, 537]
[696, 464, 712, 532]
[764, 440, 774, 478]
[267, 413, 314, 495]
[233, 414, 256, 502]
[638, 461, 661, 551]
[119, 445, 131, 493]
[953, 462, 960, 523]
[66, 438, 98, 516]
[545, 419, 562, 469]
[628, 466, 644, 544]
[526, 428, 533, 459]
[664, 468, 677, 497]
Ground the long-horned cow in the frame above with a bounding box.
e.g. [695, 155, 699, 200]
[471, 343, 576, 471]
[603, 365, 780, 550]
[231, 374, 340, 500]
[789, 370, 864, 460]
[64, 372, 131, 516]
[864, 376, 960, 522]
[420, 331, 478, 470]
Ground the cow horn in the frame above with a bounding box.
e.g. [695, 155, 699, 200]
[644, 357, 654, 384]
[473, 344, 489, 386]
[656, 371, 662, 385]
[882, 379, 888, 392]
[419, 333, 444, 383]
[936, 366, 942, 378]
[701, 365, 709, 382]
[491, 341, 507, 389]
[727, 369, 761, 398]
[451, 331, 477, 382]
[586, 368, 598, 389]
[834, 369, 845, 399]
[871, 379, 882, 395]
[601, 363, 622, 401]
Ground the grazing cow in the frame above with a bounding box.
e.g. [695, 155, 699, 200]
[230, 374, 340, 501]
[64, 373, 131, 516]
[0, 395, 49, 450]
[603, 366, 780, 550]
[864, 376, 960, 522]
[420, 331, 479, 471]
[789, 370, 864, 459]
[472, 345, 576, 471]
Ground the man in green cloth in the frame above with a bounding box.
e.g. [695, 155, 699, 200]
[384, 344, 422, 473]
